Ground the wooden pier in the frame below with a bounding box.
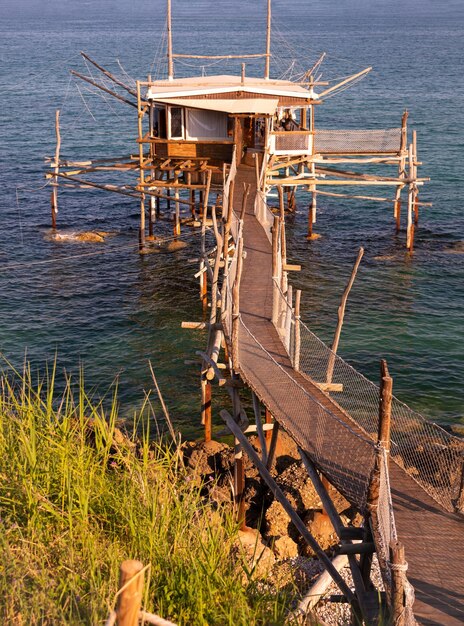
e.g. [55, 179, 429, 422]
[194, 160, 464, 625]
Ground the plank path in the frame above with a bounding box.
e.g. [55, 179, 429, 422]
[230, 163, 464, 625]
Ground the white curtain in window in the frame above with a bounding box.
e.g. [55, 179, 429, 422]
[186, 109, 228, 140]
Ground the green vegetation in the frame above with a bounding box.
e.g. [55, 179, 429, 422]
[0, 366, 289, 625]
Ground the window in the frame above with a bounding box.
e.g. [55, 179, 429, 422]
[152, 105, 167, 138]
[185, 109, 228, 140]
[169, 107, 184, 139]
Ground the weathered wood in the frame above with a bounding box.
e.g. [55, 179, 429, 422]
[201, 376, 212, 442]
[70, 70, 137, 108]
[115, 560, 144, 626]
[51, 110, 61, 229]
[271, 216, 280, 325]
[266, 421, 280, 470]
[264, 0, 271, 79]
[378, 359, 393, 453]
[390, 541, 406, 626]
[232, 238, 244, 369]
[80, 52, 138, 97]
[294, 289, 301, 371]
[326, 247, 364, 384]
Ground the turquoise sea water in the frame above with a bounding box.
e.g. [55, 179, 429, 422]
[0, 0, 463, 434]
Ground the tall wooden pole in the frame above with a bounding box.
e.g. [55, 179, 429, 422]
[394, 110, 408, 233]
[136, 81, 146, 250]
[264, 0, 271, 79]
[51, 110, 61, 229]
[167, 0, 174, 80]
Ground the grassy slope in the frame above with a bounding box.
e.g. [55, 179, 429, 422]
[0, 369, 289, 625]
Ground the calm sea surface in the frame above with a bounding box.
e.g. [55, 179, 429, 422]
[0, 0, 463, 435]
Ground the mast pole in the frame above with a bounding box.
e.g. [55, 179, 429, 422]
[167, 0, 174, 80]
[264, 0, 271, 79]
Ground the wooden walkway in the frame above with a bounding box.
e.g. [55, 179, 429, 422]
[231, 164, 464, 625]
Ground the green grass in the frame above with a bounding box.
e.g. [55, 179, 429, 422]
[0, 365, 290, 625]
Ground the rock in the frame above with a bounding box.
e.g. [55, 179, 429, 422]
[181, 440, 233, 477]
[265, 499, 293, 541]
[234, 528, 276, 581]
[301, 511, 338, 557]
[273, 535, 299, 560]
[166, 240, 188, 252]
[75, 231, 105, 243]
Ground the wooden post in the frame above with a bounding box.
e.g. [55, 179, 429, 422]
[271, 216, 280, 325]
[280, 215, 287, 293]
[378, 359, 393, 455]
[394, 110, 408, 233]
[264, 0, 271, 79]
[50, 110, 61, 229]
[406, 143, 414, 251]
[266, 421, 280, 470]
[277, 185, 284, 217]
[284, 284, 293, 351]
[136, 82, 146, 250]
[115, 560, 144, 626]
[167, 0, 174, 80]
[294, 289, 301, 371]
[412, 130, 419, 226]
[265, 406, 273, 444]
[232, 238, 244, 370]
[201, 376, 212, 442]
[326, 247, 364, 384]
[389, 541, 406, 626]
[174, 188, 180, 237]
[149, 195, 155, 236]
[200, 261, 208, 311]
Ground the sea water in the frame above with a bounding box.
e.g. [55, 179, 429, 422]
[0, 0, 463, 435]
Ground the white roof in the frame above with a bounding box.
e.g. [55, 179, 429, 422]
[154, 97, 279, 115]
[146, 74, 316, 100]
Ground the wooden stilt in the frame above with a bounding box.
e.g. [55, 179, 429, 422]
[308, 199, 314, 238]
[148, 195, 155, 236]
[266, 421, 280, 470]
[174, 188, 180, 236]
[201, 376, 212, 442]
[139, 195, 146, 249]
[265, 406, 273, 444]
[50, 109, 61, 229]
[278, 185, 284, 217]
[395, 198, 401, 233]
[294, 289, 301, 371]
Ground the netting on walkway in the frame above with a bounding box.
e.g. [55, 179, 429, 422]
[314, 128, 402, 154]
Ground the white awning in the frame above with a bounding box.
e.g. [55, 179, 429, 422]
[153, 97, 279, 115]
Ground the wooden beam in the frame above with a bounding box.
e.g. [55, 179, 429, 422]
[70, 70, 137, 108]
[80, 51, 137, 97]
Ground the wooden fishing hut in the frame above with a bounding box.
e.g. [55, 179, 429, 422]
[48, 0, 428, 251]
[136, 72, 320, 243]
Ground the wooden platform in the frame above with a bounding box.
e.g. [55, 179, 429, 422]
[231, 164, 464, 625]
